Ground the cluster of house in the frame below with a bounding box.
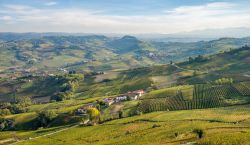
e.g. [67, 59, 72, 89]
[76, 90, 145, 115]
[103, 90, 145, 106]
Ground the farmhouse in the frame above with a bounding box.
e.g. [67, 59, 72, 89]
[126, 90, 145, 100]
[131, 90, 145, 97]
[115, 95, 128, 102]
[103, 98, 114, 106]
[114, 90, 145, 102]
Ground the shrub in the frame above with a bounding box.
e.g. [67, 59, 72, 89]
[0, 118, 14, 131]
[15, 96, 32, 106]
[51, 91, 73, 101]
[125, 130, 131, 135]
[152, 124, 161, 128]
[193, 129, 204, 139]
[0, 108, 11, 116]
[118, 110, 123, 118]
[12, 103, 28, 114]
[214, 78, 233, 85]
[87, 108, 100, 125]
[37, 110, 57, 127]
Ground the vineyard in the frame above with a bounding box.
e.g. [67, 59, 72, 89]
[138, 82, 250, 113]
[233, 82, 250, 96]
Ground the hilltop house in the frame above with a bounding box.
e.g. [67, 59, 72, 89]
[126, 90, 145, 100]
[132, 90, 145, 97]
[113, 90, 145, 102]
[101, 90, 145, 106]
[103, 98, 114, 106]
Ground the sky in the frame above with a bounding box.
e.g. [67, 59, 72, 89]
[0, 0, 250, 34]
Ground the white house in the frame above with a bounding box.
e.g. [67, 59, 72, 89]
[115, 96, 127, 102]
[126, 90, 145, 100]
[103, 98, 115, 106]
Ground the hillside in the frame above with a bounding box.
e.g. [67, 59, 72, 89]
[177, 45, 250, 84]
[2, 45, 250, 103]
[1, 34, 250, 78]
[4, 105, 250, 145]
[1, 43, 250, 145]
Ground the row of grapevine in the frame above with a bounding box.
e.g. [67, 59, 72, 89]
[233, 82, 250, 96]
[138, 84, 245, 113]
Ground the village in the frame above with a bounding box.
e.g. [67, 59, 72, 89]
[76, 90, 145, 116]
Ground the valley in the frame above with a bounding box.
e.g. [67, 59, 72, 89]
[1, 34, 250, 145]
[2, 0, 250, 144]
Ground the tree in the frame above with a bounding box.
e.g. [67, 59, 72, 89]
[15, 96, 32, 106]
[51, 91, 73, 101]
[0, 118, 14, 131]
[214, 78, 233, 85]
[188, 57, 194, 63]
[98, 100, 106, 106]
[193, 129, 204, 139]
[193, 70, 197, 76]
[0, 108, 11, 116]
[96, 104, 101, 111]
[37, 110, 57, 127]
[118, 110, 123, 118]
[12, 103, 28, 114]
[87, 108, 100, 125]
[68, 81, 79, 92]
[68, 70, 76, 74]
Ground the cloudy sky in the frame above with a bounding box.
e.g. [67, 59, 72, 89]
[0, 0, 250, 34]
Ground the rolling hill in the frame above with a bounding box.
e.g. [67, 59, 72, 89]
[1, 33, 250, 78]
[1, 36, 250, 145]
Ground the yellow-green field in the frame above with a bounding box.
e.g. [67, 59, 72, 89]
[8, 104, 250, 145]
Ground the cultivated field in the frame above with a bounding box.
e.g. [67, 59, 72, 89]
[10, 104, 250, 145]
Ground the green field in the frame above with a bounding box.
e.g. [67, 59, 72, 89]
[1, 42, 250, 145]
[9, 104, 250, 145]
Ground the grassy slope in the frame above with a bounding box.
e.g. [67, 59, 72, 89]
[177, 46, 250, 85]
[1, 44, 250, 144]
[14, 104, 250, 145]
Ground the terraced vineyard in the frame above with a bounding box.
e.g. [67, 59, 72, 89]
[233, 82, 250, 96]
[138, 83, 250, 113]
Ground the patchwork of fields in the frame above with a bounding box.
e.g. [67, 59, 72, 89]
[11, 104, 250, 145]
[1, 44, 250, 145]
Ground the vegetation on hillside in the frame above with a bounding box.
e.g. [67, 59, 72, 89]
[1, 41, 250, 144]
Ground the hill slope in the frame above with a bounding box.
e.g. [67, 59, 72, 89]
[12, 104, 250, 145]
[1, 35, 250, 77]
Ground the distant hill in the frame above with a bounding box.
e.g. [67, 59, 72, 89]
[180, 45, 250, 73]
[135, 27, 250, 42]
[107, 35, 141, 53]
[1, 34, 250, 77]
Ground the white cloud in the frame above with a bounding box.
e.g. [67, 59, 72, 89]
[44, 2, 57, 6]
[3, 4, 41, 15]
[0, 15, 12, 21]
[165, 2, 236, 16]
[1, 2, 250, 33]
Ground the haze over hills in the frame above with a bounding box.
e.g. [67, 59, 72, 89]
[135, 27, 250, 42]
[2, 27, 250, 42]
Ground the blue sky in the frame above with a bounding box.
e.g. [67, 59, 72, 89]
[0, 0, 250, 33]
